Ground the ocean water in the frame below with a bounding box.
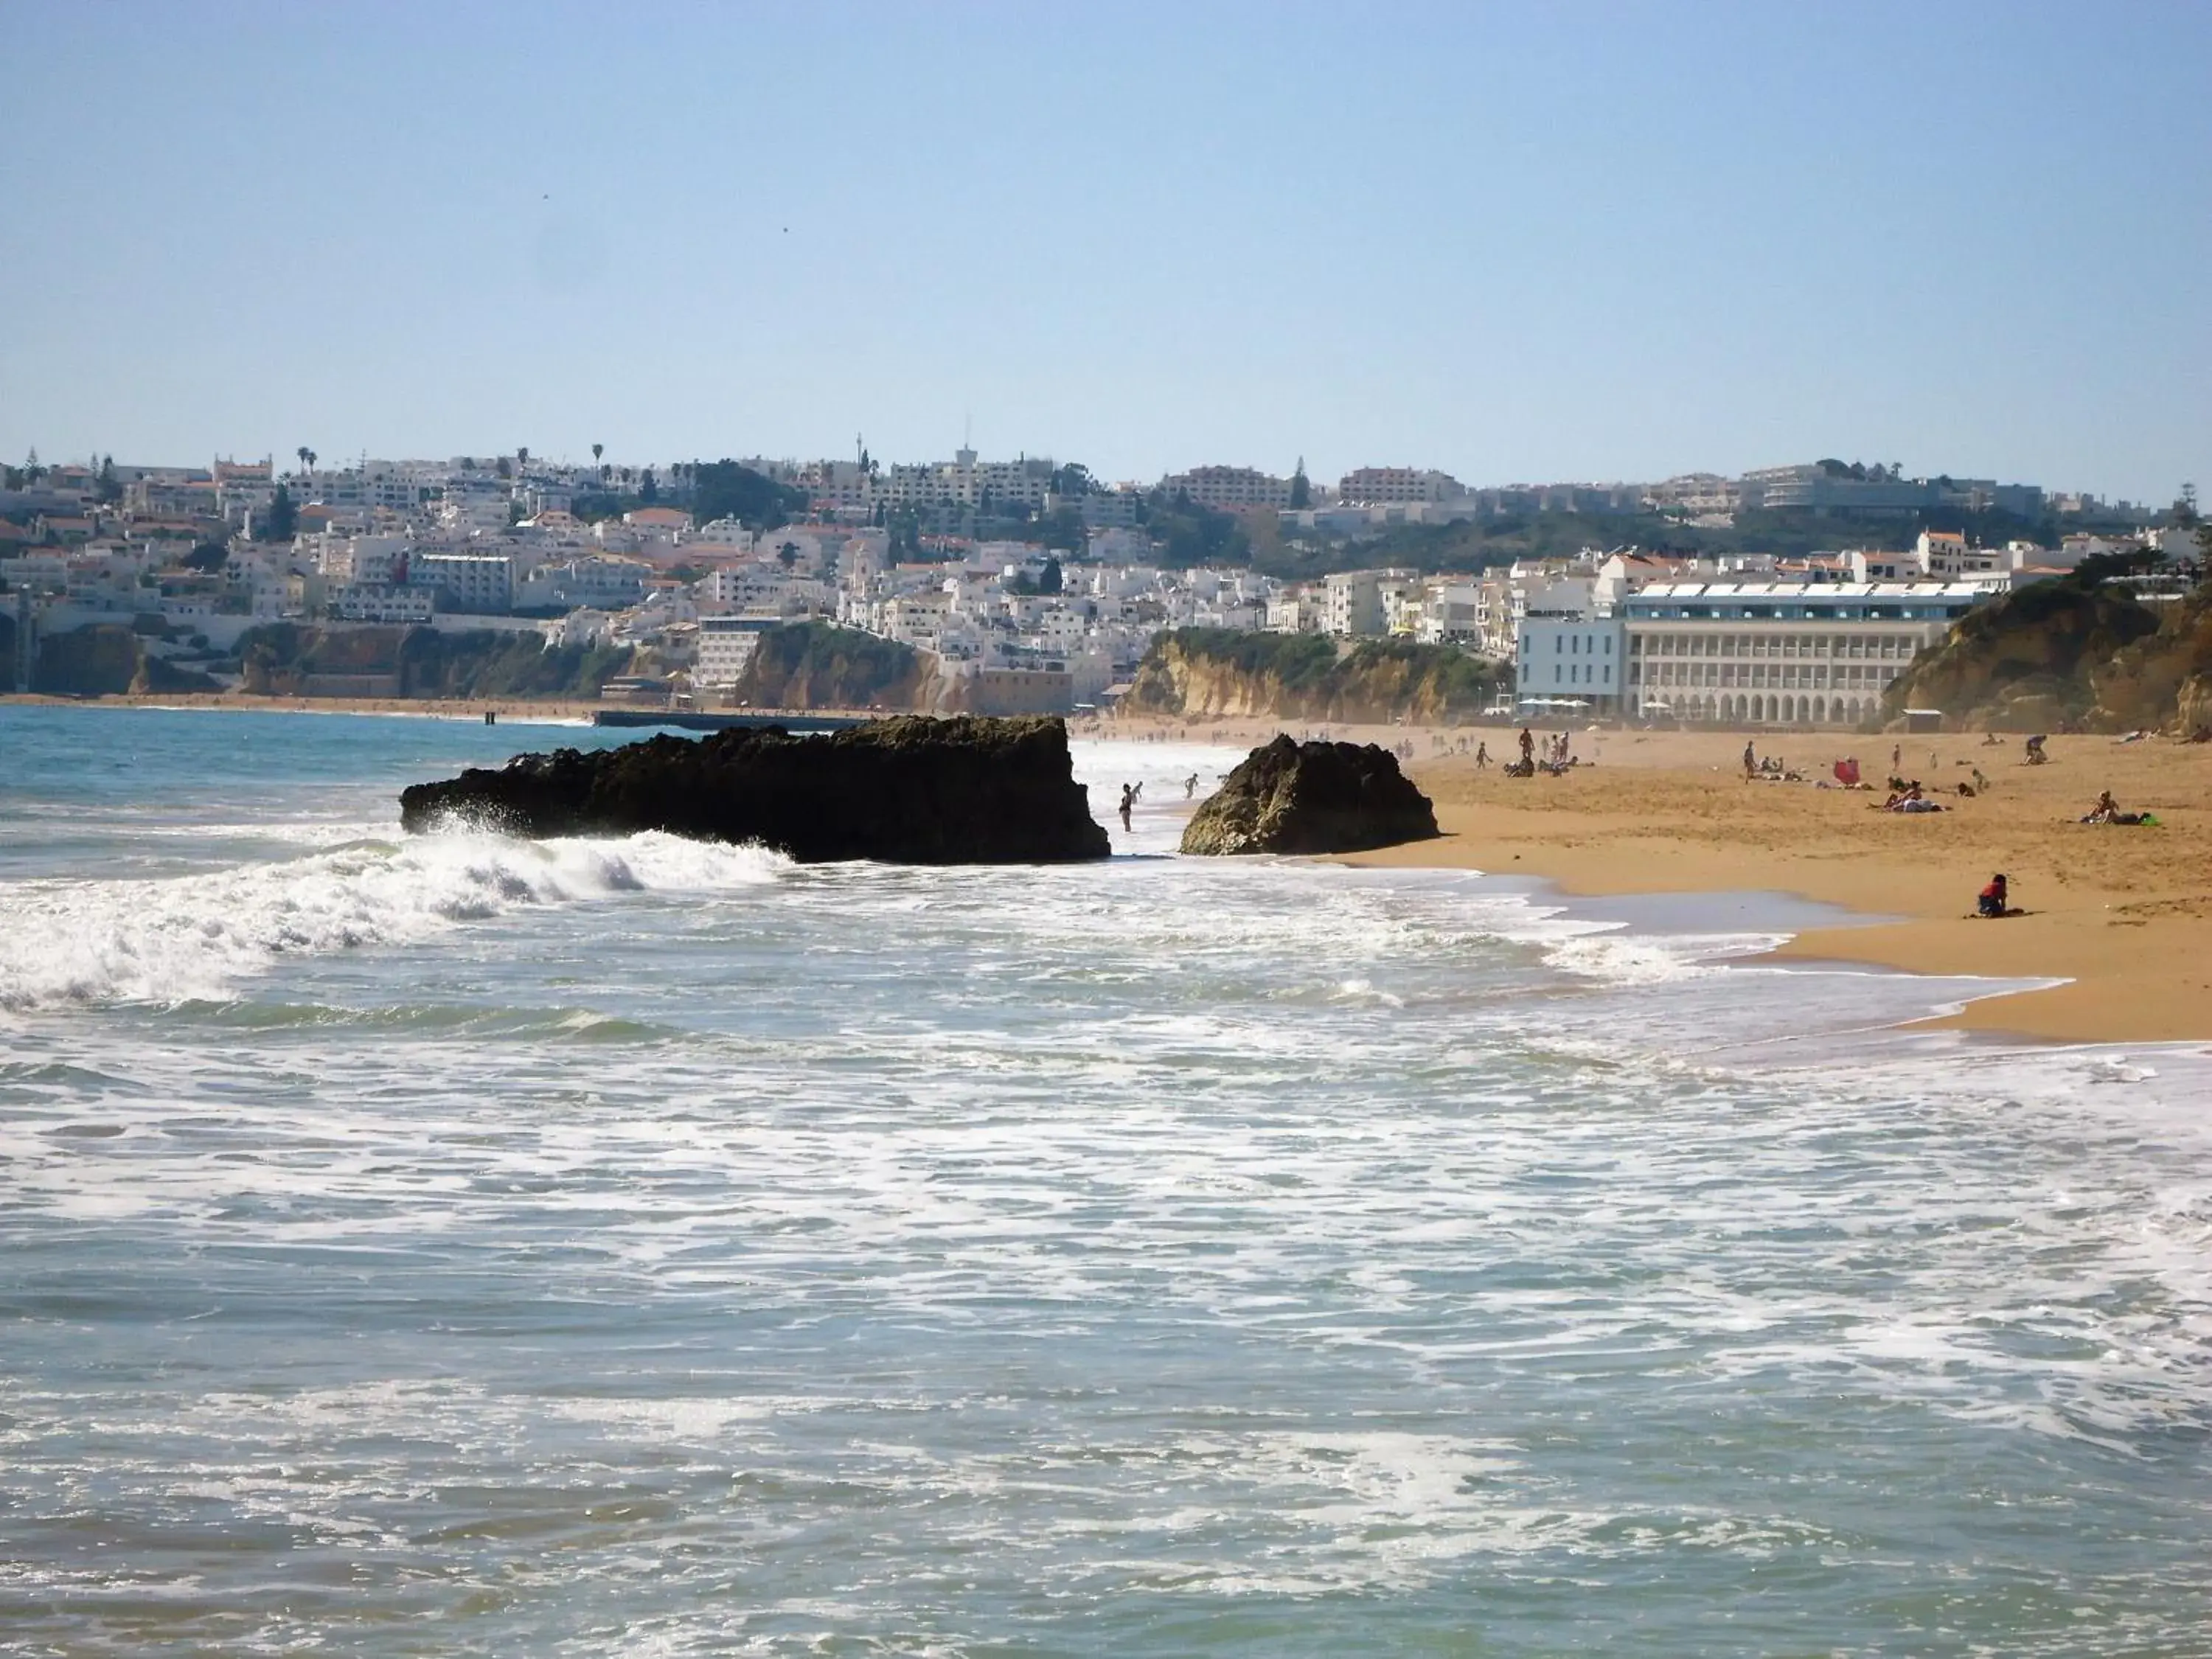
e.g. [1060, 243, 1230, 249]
[1, 704, 2208, 1657]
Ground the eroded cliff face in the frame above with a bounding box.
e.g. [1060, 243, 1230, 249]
[1882, 580, 2166, 731]
[728, 623, 939, 712]
[2090, 587, 2212, 734]
[30, 624, 148, 696]
[1128, 633, 1503, 725]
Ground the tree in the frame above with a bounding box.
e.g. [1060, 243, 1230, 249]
[181, 540, 229, 573]
[1032, 504, 1084, 552]
[690, 459, 808, 530]
[1289, 457, 1311, 509]
[260, 484, 297, 543]
[639, 468, 658, 504]
[296, 446, 311, 475]
[1039, 555, 1062, 595]
[592, 442, 604, 467]
[1048, 462, 1094, 497]
[776, 540, 800, 570]
[517, 446, 530, 469]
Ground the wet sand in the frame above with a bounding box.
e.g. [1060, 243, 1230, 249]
[1332, 728, 2212, 1045]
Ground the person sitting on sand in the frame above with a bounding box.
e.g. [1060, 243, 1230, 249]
[2081, 789, 2154, 826]
[1978, 873, 2008, 918]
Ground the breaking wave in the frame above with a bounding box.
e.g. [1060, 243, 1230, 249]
[0, 829, 787, 1012]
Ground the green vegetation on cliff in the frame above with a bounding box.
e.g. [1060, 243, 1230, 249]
[728, 622, 928, 711]
[238, 625, 633, 699]
[1129, 628, 1506, 724]
[31, 624, 154, 695]
[1882, 571, 2212, 732]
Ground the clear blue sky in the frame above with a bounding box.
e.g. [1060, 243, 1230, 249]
[3, 1, 2205, 503]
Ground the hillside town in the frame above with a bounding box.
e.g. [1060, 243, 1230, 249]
[1, 446, 2197, 727]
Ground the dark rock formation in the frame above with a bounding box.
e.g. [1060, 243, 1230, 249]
[1180, 735, 1439, 855]
[400, 714, 1111, 863]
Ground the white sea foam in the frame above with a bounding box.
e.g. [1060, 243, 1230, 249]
[0, 829, 787, 1011]
[8, 716, 2212, 1653]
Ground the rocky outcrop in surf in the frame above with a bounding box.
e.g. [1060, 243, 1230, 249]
[1180, 735, 1439, 855]
[399, 714, 1112, 864]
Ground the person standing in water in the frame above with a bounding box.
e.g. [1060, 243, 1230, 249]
[1184, 773, 1200, 799]
[1119, 784, 1135, 831]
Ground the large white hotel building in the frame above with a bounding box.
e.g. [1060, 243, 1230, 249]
[1620, 581, 1983, 726]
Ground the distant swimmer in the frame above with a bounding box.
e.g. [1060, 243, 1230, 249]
[1184, 773, 1200, 799]
[1119, 783, 1135, 831]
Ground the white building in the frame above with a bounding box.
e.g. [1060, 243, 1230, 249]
[1337, 467, 1464, 505]
[1324, 569, 1396, 637]
[514, 556, 650, 611]
[1160, 465, 1292, 513]
[1621, 582, 1986, 727]
[1517, 615, 1627, 710]
[694, 613, 785, 691]
[409, 552, 513, 613]
[883, 448, 1054, 513]
[327, 582, 434, 624]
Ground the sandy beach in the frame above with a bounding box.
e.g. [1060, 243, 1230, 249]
[1324, 728, 2212, 1046]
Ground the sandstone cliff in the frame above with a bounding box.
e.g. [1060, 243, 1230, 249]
[238, 625, 632, 700]
[1882, 578, 2210, 732]
[728, 622, 939, 711]
[1127, 630, 1505, 724]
